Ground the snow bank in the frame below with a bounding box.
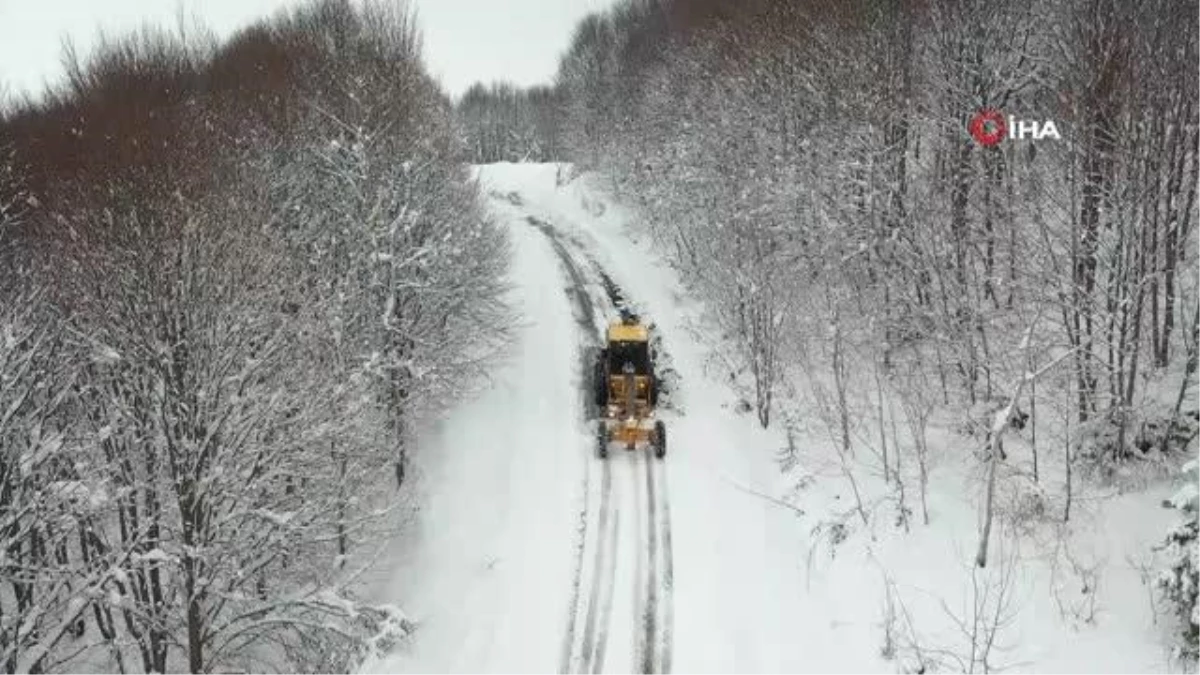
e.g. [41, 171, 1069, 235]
[360, 194, 584, 673]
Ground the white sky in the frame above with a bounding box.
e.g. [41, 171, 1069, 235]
[0, 0, 613, 101]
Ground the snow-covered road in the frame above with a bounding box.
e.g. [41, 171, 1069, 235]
[362, 163, 840, 673]
[524, 213, 675, 675]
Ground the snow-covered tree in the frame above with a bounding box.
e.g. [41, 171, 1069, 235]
[1159, 457, 1199, 665]
[552, 0, 1197, 460]
[0, 1, 509, 671]
[251, 0, 510, 492]
[0, 276, 96, 675]
[456, 82, 563, 162]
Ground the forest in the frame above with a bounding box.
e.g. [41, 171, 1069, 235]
[0, 1, 508, 671]
[0, 0, 1197, 670]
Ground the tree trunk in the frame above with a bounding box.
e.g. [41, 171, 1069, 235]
[1029, 367, 1038, 483]
[876, 363, 889, 484]
[180, 478, 206, 674]
[1163, 299, 1199, 451]
[833, 319, 852, 458]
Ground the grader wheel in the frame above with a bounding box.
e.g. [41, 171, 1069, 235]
[596, 422, 609, 459]
[592, 350, 608, 407]
[653, 420, 667, 459]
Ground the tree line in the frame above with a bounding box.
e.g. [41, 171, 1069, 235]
[0, 1, 508, 671]
[455, 82, 565, 163]
[551, 0, 1196, 434]
[525, 0, 1197, 661]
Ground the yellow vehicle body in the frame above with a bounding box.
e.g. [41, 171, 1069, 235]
[594, 316, 666, 458]
[607, 322, 649, 343]
[603, 373, 655, 447]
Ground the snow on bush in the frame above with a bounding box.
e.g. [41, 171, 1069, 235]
[997, 473, 1055, 534]
[1157, 457, 1199, 665]
[1075, 407, 1197, 483]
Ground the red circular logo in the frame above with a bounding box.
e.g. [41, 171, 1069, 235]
[969, 109, 1006, 146]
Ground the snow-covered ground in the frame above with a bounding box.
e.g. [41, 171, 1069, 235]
[362, 162, 1187, 673]
[360, 203, 584, 672]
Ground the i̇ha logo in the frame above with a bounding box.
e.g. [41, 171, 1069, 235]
[968, 108, 1061, 146]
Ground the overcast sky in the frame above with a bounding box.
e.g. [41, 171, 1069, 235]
[0, 0, 612, 101]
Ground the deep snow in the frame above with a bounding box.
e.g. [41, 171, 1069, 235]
[360, 212, 583, 672]
[362, 162, 1186, 674]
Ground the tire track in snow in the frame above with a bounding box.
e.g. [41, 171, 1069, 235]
[527, 217, 606, 339]
[640, 449, 658, 674]
[581, 462, 615, 673]
[534, 212, 604, 674]
[527, 214, 618, 675]
[559, 449, 590, 673]
[639, 447, 675, 674]
[588, 478, 618, 674]
[656, 457, 675, 674]
[630, 448, 648, 672]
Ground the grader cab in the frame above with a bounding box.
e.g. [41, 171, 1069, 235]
[592, 312, 666, 459]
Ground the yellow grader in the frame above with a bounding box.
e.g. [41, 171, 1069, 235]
[593, 311, 666, 459]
